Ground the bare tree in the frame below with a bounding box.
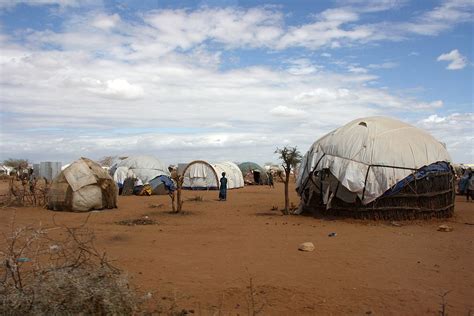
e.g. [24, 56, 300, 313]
[275, 146, 302, 215]
[170, 170, 184, 213]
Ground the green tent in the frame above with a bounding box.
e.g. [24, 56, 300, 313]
[238, 162, 268, 185]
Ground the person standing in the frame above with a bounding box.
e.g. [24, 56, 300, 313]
[467, 172, 474, 202]
[219, 172, 228, 201]
[268, 172, 274, 188]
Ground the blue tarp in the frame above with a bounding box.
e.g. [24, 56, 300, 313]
[149, 175, 176, 192]
[382, 162, 451, 197]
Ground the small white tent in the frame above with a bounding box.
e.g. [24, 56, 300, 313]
[182, 160, 244, 190]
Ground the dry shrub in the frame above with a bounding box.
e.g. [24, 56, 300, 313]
[0, 215, 139, 315]
[0, 178, 49, 208]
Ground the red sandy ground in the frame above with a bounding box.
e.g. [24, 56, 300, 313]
[1, 181, 473, 315]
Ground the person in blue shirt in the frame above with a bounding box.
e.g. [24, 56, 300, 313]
[219, 172, 227, 201]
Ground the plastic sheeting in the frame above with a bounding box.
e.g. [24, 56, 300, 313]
[48, 158, 118, 212]
[297, 116, 451, 205]
[113, 155, 170, 185]
[182, 161, 244, 190]
[383, 162, 451, 197]
[213, 162, 245, 189]
[149, 175, 176, 193]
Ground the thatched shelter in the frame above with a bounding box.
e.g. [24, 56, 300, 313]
[296, 116, 454, 220]
[48, 158, 118, 212]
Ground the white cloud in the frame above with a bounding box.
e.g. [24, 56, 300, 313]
[368, 62, 398, 69]
[348, 65, 368, 73]
[413, 100, 443, 110]
[418, 113, 474, 163]
[379, 0, 473, 38]
[92, 13, 121, 30]
[0, 0, 100, 9]
[285, 58, 321, 75]
[437, 49, 467, 70]
[86, 79, 145, 100]
[269, 106, 306, 118]
[336, 0, 408, 13]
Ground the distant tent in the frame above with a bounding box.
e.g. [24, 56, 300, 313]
[182, 160, 244, 190]
[47, 158, 118, 212]
[296, 116, 454, 220]
[110, 155, 174, 195]
[238, 162, 268, 185]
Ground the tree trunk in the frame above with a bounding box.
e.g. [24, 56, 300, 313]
[284, 171, 290, 215]
[177, 185, 182, 212]
[170, 192, 176, 212]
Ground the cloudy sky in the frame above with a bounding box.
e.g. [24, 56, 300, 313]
[0, 0, 472, 165]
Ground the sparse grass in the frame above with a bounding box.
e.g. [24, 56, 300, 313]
[116, 217, 157, 226]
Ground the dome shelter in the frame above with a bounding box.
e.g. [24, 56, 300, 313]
[110, 155, 173, 195]
[48, 158, 118, 212]
[238, 162, 268, 185]
[182, 160, 244, 190]
[296, 117, 455, 220]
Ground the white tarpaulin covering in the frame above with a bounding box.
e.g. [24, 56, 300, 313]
[48, 158, 117, 212]
[213, 162, 245, 189]
[296, 116, 451, 205]
[183, 160, 244, 189]
[113, 155, 170, 185]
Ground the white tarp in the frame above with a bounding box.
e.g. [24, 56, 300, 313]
[296, 116, 451, 205]
[213, 162, 245, 189]
[183, 161, 244, 190]
[113, 155, 170, 185]
[48, 157, 118, 212]
[63, 159, 97, 192]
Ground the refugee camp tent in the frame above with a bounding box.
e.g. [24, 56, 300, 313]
[47, 158, 118, 212]
[110, 155, 173, 195]
[182, 160, 244, 190]
[238, 162, 268, 185]
[296, 116, 454, 220]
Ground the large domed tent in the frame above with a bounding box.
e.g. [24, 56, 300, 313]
[111, 155, 174, 195]
[48, 158, 118, 212]
[296, 116, 454, 220]
[182, 160, 244, 190]
[238, 162, 268, 185]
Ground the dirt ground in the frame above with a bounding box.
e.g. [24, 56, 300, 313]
[1, 181, 473, 315]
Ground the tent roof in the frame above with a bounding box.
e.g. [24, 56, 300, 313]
[116, 155, 169, 173]
[113, 155, 170, 185]
[238, 162, 266, 173]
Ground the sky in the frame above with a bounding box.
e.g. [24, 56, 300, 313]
[0, 0, 472, 166]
